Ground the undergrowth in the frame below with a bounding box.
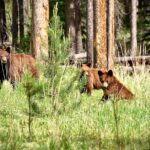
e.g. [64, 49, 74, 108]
[0, 70, 150, 150]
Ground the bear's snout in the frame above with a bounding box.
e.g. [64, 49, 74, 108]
[103, 81, 108, 88]
[1, 56, 7, 64]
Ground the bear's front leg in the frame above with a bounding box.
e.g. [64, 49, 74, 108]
[101, 94, 109, 102]
[101, 87, 114, 102]
[86, 82, 93, 95]
[10, 80, 16, 89]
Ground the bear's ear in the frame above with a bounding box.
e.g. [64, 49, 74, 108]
[98, 70, 103, 76]
[87, 63, 91, 67]
[6, 47, 11, 53]
[107, 70, 113, 76]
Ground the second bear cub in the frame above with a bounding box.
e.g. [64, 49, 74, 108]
[98, 70, 134, 101]
[80, 63, 103, 95]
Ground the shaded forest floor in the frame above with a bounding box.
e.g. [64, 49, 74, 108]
[0, 67, 150, 150]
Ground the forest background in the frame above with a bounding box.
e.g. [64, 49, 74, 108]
[0, 0, 150, 149]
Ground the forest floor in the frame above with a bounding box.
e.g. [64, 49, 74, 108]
[0, 68, 150, 150]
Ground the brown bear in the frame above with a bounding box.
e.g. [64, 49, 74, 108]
[0, 47, 39, 86]
[80, 63, 104, 95]
[98, 70, 134, 101]
[0, 48, 9, 85]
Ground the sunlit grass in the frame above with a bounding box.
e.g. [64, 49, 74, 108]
[0, 69, 150, 150]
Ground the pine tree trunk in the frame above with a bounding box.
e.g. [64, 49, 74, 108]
[107, 0, 115, 69]
[131, 0, 137, 56]
[0, 0, 8, 44]
[65, 0, 76, 56]
[87, 0, 94, 66]
[75, 0, 83, 54]
[19, 0, 24, 46]
[31, 0, 49, 60]
[23, 0, 31, 33]
[95, 0, 107, 69]
[12, 0, 19, 48]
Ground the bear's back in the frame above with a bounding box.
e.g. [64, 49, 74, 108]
[106, 76, 134, 100]
[88, 69, 103, 89]
[9, 53, 39, 81]
[10, 53, 36, 67]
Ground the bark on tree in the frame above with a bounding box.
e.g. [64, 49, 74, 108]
[75, 0, 83, 54]
[107, 0, 115, 69]
[95, 0, 107, 69]
[65, 0, 76, 56]
[87, 0, 94, 66]
[124, 0, 130, 25]
[0, 0, 8, 45]
[23, 0, 31, 33]
[19, 0, 24, 46]
[12, 0, 19, 48]
[31, 0, 49, 60]
[131, 0, 137, 56]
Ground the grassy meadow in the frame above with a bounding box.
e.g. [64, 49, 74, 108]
[0, 67, 149, 150]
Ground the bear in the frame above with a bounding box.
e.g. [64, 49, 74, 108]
[0, 57, 9, 85]
[0, 47, 39, 86]
[80, 63, 104, 95]
[0, 47, 10, 86]
[98, 70, 134, 101]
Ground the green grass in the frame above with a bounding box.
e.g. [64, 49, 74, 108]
[0, 68, 150, 150]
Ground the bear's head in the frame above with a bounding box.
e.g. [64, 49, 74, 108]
[98, 70, 114, 87]
[0, 47, 10, 82]
[81, 63, 91, 71]
[80, 63, 91, 79]
[0, 47, 11, 64]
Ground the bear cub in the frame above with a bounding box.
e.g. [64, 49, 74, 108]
[98, 70, 134, 101]
[80, 63, 103, 95]
[0, 46, 39, 86]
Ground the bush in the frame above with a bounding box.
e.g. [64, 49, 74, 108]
[41, 4, 81, 113]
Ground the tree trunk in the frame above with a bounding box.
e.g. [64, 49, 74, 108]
[95, 0, 107, 69]
[31, 0, 49, 60]
[75, 0, 83, 54]
[65, 0, 76, 56]
[107, 0, 115, 69]
[124, 0, 130, 26]
[19, 0, 24, 46]
[0, 0, 8, 44]
[12, 0, 19, 48]
[87, 0, 94, 66]
[131, 0, 137, 56]
[23, 0, 31, 33]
